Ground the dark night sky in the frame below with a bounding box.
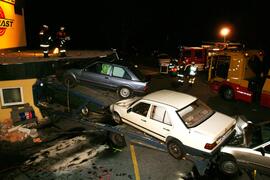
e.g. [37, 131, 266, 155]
[24, 0, 270, 53]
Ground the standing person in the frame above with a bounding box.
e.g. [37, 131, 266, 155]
[176, 60, 186, 85]
[39, 25, 52, 58]
[56, 26, 70, 57]
[186, 61, 198, 86]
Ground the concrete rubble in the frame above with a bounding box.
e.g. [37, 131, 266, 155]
[0, 119, 40, 143]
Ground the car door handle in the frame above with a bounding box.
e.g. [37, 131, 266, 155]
[141, 119, 146, 122]
[163, 128, 170, 131]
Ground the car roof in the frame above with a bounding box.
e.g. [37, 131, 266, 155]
[95, 60, 139, 71]
[143, 90, 197, 109]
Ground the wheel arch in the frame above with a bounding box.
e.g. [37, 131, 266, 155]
[64, 72, 79, 82]
[217, 152, 239, 176]
[219, 84, 236, 98]
[112, 111, 123, 124]
[219, 84, 234, 93]
[63, 72, 79, 88]
[117, 84, 133, 91]
[166, 136, 183, 146]
[218, 152, 237, 161]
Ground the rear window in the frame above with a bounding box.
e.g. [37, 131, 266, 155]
[129, 66, 146, 81]
[177, 100, 214, 128]
[112, 66, 132, 80]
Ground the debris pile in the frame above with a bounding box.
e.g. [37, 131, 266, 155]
[0, 119, 40, 143]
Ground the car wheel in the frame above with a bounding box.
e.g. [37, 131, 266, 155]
[112, 112, 122, 124]
[45, 92, 55, 104]
[81, 106, 89, 117]
[109, 132, 126, 148]
[64, 75, 76, 88]
[219, 154, 238, 176]
[167, 140, 185, 159]
[46, 96, 54, 104]
[222, 87, 234, 100]
[118, 87, 132, 99]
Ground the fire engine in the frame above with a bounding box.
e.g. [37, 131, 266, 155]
[178, 46, 207, 71]
[161, 46, 207, 76]
[208, 48, 270, 108]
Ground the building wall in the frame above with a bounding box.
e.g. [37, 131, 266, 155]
[0, 0, 27, 49]
[0, 78, 43, 123]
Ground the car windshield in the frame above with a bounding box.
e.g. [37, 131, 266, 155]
[177, 100, 214, 128]
[248, 124, 270, 148]
[129, 66, 146, 81]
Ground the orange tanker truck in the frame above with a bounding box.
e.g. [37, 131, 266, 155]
[208, 49, 270, 108]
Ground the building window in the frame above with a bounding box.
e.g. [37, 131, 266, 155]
[0, 87, 24, 106]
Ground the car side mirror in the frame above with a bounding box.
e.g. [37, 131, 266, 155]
[258, 147, 265, 156]
[127, 108, 132, 113]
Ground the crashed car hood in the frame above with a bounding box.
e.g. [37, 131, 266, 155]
[115, 97, 141, 108]
[192, 112, 236, 141]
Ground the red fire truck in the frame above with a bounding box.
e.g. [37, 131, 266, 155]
[178, 46, 207, 71]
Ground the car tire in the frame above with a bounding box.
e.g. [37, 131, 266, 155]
[112, 112, 122, 124]
[118, 87, 132, 99]
[64, 75, 76, 88]
[45, 92, 55, 104]
[109, 132, 126, 148]
[80, 106, 89, 117]
[167, 140, 185, 159]
[218, 154, 239, 176]
[222, 87, 234, 100]
[46, 96, 54, 104]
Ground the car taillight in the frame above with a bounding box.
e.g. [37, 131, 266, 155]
[204, 142, 217, 150]
[172, 68, 177, 72]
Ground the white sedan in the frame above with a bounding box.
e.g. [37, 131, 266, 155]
[110, 89, 236, 159]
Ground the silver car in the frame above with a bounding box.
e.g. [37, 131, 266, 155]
[219, 121, 270, 176]
[63, 57, 149, 99]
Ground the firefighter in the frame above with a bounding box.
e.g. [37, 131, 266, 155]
[186, 61, 198, 86]
[56, 26, 70, 57]
[39, 24, 52, 58]
[176, 60, 186, 85]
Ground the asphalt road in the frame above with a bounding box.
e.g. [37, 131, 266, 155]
[1, 66, 270, 180]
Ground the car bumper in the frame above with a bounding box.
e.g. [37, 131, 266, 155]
[183, 129, 236, 159]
